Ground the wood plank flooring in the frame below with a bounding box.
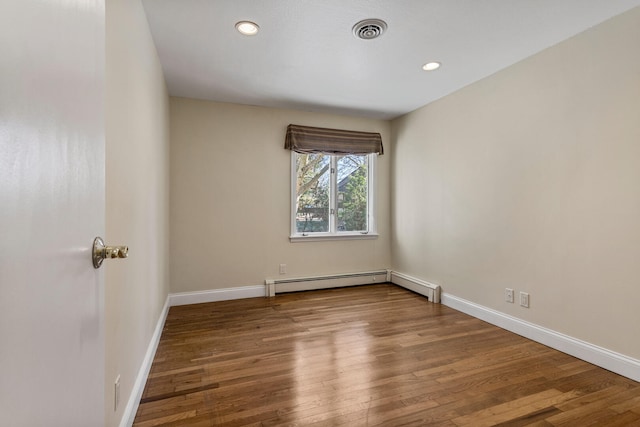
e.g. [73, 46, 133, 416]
[133, 284, 640, 426]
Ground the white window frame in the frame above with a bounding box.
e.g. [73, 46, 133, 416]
[290, 152, 378, 242]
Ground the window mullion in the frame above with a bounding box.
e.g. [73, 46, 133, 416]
[367, 153, 374, 234]
[329, 156, 337, 233]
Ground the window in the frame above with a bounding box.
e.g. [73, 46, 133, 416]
[285, 123, 383, 242]
[291, 152, 377, 241]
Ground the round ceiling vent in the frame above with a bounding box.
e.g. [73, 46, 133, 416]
[352, 19, 387, 40]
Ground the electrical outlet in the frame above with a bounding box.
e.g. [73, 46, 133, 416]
[279, 264, 286, 275]
[520, 292, 530, 308]
[505, 288, 514, 303]
[114, 375, 121, 411]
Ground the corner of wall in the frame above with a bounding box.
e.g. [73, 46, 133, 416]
[105, 0, 171, 425]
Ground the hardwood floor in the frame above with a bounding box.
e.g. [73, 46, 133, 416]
[133, 284, 640, 426]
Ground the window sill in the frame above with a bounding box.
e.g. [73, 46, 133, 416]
[289, 233, 379, 243]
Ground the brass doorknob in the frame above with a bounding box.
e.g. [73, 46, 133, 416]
[92, 237, 129, 269]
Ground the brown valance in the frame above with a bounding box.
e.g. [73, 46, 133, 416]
[285, 124, 384, 155]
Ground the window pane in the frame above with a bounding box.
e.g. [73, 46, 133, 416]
[295, 153, 330, 233]
[336, 155, 368, 232]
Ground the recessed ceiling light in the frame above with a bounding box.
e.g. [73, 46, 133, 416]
[422, 62, 441, 71]
[235, 21, 259, 36]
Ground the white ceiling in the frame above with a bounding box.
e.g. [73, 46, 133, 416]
[142, 1, 640, 120]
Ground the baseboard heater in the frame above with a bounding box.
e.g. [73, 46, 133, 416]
[390, 271, 441, 303]
[265, 270, 390, 297]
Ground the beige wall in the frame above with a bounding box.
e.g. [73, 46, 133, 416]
[391, 8, 640, 359]
[170, 98, 391, 293]
[105, 0, 170, 425]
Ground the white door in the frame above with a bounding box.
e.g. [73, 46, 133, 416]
[0, 1, 105, 426]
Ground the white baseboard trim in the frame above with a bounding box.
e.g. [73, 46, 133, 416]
[390, 271, 441, 303]
[442, 292, 640, 382]
[169, 285, 265, 306]
[120, 296, 170, 427]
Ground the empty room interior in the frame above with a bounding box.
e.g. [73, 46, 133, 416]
[3, 0, 640, 426]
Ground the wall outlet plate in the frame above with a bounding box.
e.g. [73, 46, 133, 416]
[520, 292, 530, 308]
[114, 375, 121, 411]
[505, 288, 514, 303]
